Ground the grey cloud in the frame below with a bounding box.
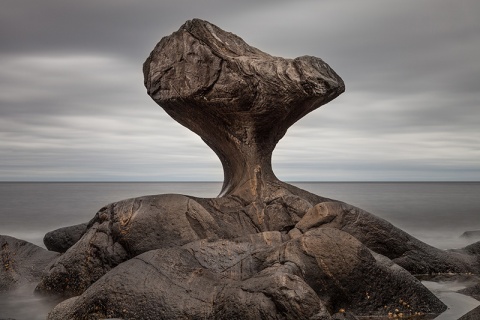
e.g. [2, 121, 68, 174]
[1, 0, 479, 181]
[0, 0, 290, 58]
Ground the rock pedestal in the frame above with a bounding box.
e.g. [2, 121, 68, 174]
[23, 19, 480, 319]
[144, 19, 344, 197]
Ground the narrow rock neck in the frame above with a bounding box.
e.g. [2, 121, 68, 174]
[204, 138, 279, 199]
[158, 102, 283, 201]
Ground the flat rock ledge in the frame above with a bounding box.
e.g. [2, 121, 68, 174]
[3, 19, 480, 319]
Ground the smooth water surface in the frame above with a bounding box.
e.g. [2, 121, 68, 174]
[1, 182, 479, 249]
[0, 182, 222, 247]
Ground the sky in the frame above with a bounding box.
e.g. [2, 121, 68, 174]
[1, 0, 479, 182]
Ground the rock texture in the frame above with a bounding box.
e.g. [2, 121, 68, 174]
[25, 19, 479, 319]
[43, 223, 88, 253]
[36, 190, 323, 298]
[47, 229, 444, 320]
[0, 235, 59, 291]
[291, 202, 479, 275]
[143, 19, 344, 197]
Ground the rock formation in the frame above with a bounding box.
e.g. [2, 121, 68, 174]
[143, 18, 344, 198]
[48, 229, 445, 319]
[43, 223, 88, 253]
[1, 19, 476, 319]
[297, 202, 479, 275]
[0, 235, 59, 291]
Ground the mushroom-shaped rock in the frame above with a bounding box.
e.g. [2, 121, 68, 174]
[144, 19, 345, 197]
[34, 19, 457, 319]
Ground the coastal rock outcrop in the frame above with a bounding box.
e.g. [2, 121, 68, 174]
[291, 202, 479, 274]
[0, 235, 59, 291]
[43, 222, 88, 253]
[28, 19, 479, 319]
[36, 189, 324, 297]
[47, 229, 445, 320]
[143, 19, 345, 197]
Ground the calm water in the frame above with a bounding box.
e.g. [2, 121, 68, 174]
[1, 182, 478, 249]
[1, 182, 479, 319]
[294, 182, 480, 249]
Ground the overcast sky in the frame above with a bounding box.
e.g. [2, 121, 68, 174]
[1, 0, 479, 182]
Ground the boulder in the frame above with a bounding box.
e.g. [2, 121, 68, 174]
[144, 18, 345, 198]
[0, 235, 59, 291]
[27, 19, 473, 319]
[290, 202, 480, 274]
[36, 189, 321, 298]
[46, 229, 444, 319]
[43, 222, 88, 253]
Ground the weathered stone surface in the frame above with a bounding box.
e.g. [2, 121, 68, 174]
[43, 223, 88, 253]
[144, 18, 345, 197]
[36, 187, 326, 298]
[47, 229, 444, 319]
[0, 235, 59, 291]
[27, 18, 475, 319]
[291, 202, 480, 274]
[47, 232, 327, 319]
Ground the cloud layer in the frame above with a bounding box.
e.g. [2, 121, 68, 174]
[1, 0, 479, 181]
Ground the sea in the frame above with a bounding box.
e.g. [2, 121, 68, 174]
[1, 181, 479, 319]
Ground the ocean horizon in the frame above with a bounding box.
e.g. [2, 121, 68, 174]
[1, 181, 480, 319]
[1, 181, 479, 249]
